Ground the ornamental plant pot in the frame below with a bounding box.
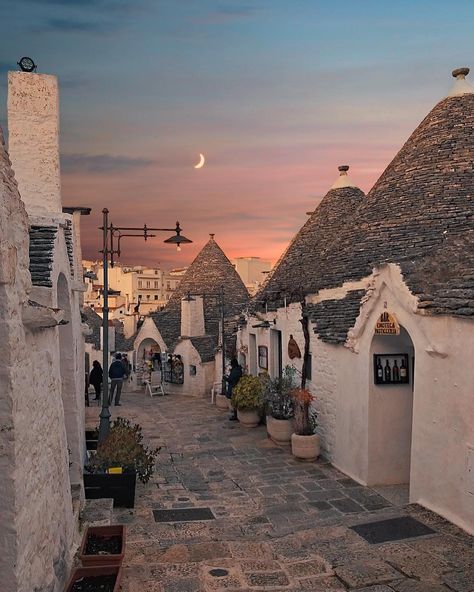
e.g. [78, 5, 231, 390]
[291, 433, 320, 461]
[83, 471, 136, 508]
[79, 525, 126, 567]
[237, 408, 260, 428]
[266, 416, 294, 446]
[216, 394, 230, 410]
[64, 565, 122, 592]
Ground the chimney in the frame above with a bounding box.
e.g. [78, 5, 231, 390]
[330, 165, 358, 190]
[448, 67, 473, 97]
[7, 71, 62, 217]
[181, 295, 205, 337]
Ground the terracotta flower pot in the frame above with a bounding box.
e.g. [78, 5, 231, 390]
[291, 433, 320, 461]
[216, 394, 230, 410]
[64, 565, 122, 592]
[79, 525, 126, 566]
[237, 409, 260, 428]
[266, 416, 294, 446]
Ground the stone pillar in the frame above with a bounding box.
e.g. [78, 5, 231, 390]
[181, 296, 205, 337]
[7, 72, 62, 217]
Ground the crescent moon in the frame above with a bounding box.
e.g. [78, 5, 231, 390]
[194, 153, 205, 169]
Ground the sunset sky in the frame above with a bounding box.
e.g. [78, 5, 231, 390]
[1, 0, 473, 268]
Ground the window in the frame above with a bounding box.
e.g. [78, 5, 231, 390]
[146, 281, 151, 288]
[154, 281, 159, 289]
[154, 295, 158, 300]
[146, 294, 150, 300]
[154, 269, 159, 275]
[138, 280, 142, 288]
[167, 282, 171, 290]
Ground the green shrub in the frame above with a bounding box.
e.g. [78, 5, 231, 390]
[231, 375, 264, 411]
[86, 418, 160, 483]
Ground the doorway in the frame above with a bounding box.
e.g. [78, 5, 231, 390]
[368, 325, 415, 487]
[270, 329, 282, 378]
[249, 334, 257, 376]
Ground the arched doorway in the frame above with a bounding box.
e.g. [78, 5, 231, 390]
[368, 324, 415, 488]
[57, 273, 79, 483]
[136, 338, 161, 384]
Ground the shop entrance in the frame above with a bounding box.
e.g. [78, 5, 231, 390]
[368, 325, 415, 487]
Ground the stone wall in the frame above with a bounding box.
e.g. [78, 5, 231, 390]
[0, 132, 74, 591]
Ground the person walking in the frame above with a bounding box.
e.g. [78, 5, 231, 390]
[89, 360, 103, 402]
[109, 353, 127, 406]
[224, 357, 242, 421]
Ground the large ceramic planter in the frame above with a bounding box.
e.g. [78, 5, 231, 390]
[291, 433, 320, 461]
[237, 409, 260, 428]
[266, 416, 294, 446]
[79, 525, 126, 566]
[64, 565, 122, 592]
[216, 394, 230, 411]
[84, 472, 136, 508]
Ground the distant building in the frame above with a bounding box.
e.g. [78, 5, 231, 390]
[232, 256, 272, 295]
[83, 261, 187, 317]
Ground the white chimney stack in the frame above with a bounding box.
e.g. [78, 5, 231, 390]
[7, 71, 62, 217]
[181, 295, 205, 337]
[448, 67, 474, 97]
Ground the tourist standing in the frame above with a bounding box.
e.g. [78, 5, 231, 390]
[89, 360, 103, 401]
[224, 358, 242, 421]
[109, 353, 127, 406]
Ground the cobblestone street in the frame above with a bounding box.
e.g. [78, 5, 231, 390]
[86, 389, 474, 592]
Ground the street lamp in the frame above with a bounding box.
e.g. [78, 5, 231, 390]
[98, 208, 192, 443]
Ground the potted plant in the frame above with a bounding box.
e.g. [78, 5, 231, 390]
[84, 418, 160, 508]
[79, 525, 126, 567]
[263, 366, 296, 445]
[290, 388, 320, 461]
[231, 375, 264, 427]
[64, 565, 122, 592]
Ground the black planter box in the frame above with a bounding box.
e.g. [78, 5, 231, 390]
[84, 472, 136, 508]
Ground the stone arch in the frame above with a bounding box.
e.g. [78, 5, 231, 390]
[368, 324, 415, 488]
[57, 272, 81, 483]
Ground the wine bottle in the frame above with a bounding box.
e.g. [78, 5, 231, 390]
[393, 360, 400, 382]
[400, 358, 407, 381]
[376, 358, 383, 382]
[384, 359, 391, 382]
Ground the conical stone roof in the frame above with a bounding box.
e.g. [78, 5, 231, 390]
[259, 70, 474, 319]
[256, 166, 365, 307]
[152, 235, 249, 351]
[313, 76, 474, 317]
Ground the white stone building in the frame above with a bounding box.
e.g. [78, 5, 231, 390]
[0, 71, 90, 590]
[232, 256, 272, 295]
[238, 69, 474, 535]
[134, 235, 249, 397]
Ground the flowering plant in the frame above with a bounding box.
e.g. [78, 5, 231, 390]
[263, 365, 296, 420]
[291, 388, 317, 435]
[232, 375, 264, 411]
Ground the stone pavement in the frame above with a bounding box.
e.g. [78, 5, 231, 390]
[85, 388, 474, 592]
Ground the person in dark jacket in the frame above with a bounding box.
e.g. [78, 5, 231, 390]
[89, 360, 103, 401]
[109, 353, 127, 406]
[224, 358, 242, 421]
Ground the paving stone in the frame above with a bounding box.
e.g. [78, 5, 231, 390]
[392, 580, 451, 591]
[286, 558, 332, 577]
[245, 571, 290, 587]
[335, 560, 401, 588]
[297, 576, 347, 591]
[330, 498, 365, 513]
[442, 570, 474, 592]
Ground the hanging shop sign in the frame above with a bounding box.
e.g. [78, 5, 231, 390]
[374, 311, 400, 335]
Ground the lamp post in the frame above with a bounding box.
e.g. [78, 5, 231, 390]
[98, 208, 192, 443]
